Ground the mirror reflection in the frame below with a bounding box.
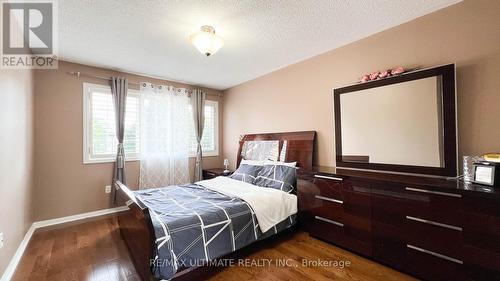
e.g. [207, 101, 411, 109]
[340, 76, 444, 167]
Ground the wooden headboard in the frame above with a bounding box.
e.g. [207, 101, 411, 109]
[236, 131, 316, 170]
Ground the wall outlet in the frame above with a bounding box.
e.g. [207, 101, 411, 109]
[105, 185, 112, 194]
[0, 232, 4, 249]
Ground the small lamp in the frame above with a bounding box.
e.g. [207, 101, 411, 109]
[223, 159, 230, 174]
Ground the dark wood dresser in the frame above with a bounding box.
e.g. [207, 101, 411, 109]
[297, 167, 500, 281]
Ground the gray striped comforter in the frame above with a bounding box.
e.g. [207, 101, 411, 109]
[134, 183, 296, 280]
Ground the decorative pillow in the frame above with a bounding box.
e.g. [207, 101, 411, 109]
[240, 141, 280, 162]
[279, 140, 288, 162]
[253, 164, 296, 193]
[230, 164, 263, 184]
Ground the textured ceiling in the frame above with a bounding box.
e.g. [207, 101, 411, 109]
[59, 0, 461, 90]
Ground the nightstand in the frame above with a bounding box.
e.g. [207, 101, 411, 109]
[202, 168, 233, 180]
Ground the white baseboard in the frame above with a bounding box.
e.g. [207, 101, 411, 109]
[0, 206, 129, 281]
[32, 206, 129, 229]
[0, 225, 36, 281]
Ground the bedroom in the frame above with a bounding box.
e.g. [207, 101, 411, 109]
[1, 0, 500, 281]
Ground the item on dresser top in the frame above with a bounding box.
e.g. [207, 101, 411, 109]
[254, 164, 296, 192]
[483, 153, 500, 163]
[230, 163, 263, 184]
[463, 155, 481, 182]
[473, 161, 500, 186]
[359, 66, 417, 83]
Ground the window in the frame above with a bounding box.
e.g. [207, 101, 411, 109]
[188, 100, 219, 157]
[83, 83, 219, 163]
[83, 83, 140, 163]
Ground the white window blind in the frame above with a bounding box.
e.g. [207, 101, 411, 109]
[83, 83, 140, 163]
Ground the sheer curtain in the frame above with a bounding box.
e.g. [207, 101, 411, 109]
[139, 83, 190, 189]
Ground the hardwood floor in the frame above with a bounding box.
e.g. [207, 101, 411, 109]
[12, 216, 141, 281]
[12, 216, 417, 281]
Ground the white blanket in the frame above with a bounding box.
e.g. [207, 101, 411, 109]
[196, 176, 297, 233]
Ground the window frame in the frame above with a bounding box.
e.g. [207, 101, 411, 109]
[83, 83, 220, 164]
[189, 100, 220, 157]
[82, 82, 140, 164]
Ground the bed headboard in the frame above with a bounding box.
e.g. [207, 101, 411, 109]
[236, 131, 316, 170]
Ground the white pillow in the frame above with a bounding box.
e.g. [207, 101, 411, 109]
[263, 160, 297, 167]
[239, 159, 265, 167]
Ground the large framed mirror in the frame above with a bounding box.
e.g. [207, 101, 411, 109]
[334, 64, 457, 177]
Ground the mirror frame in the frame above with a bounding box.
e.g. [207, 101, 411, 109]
[333, 64, 457, 177]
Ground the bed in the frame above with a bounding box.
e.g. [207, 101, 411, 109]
[115, 131, 316, 281]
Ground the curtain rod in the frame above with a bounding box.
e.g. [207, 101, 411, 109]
[67, 71, 222, 97]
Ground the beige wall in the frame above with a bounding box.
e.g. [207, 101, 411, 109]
[222, 0, 500, 170]
[33, 61, 223, 221]
[0, 70, 34, 274]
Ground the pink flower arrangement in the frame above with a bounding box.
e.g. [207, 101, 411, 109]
[369, 71, 380, 80]
[378, 70, 389, 78]
[359, 66, 406, 83]
[391, 66, 405, 75]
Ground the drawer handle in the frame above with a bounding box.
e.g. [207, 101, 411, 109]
[315, 195, 343, 204]
[406, 216, 462, 232]
[407, 244, 463, 264]
[315, 216, 344, 227]
[405, 187, 462, 198]
[314, 175, 343, 181]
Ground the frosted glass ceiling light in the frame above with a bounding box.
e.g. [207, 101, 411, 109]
[189, 25, 224, 57]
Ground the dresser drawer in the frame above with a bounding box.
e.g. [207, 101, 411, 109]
[462, 193, 500, 280]
[309, 215, 349, 249]
[312, 175, 343, 201]
[462, 193, 500, 252]
[463, 245, 500, 281]
[405, 215, 463, 259]
[342, 179, 372, 256]
[312, 195, 343, 222]
[406, 244, 465, 281]
[373, 221, 406, 270]
[404, 185, 463, 226]
[297, 176, 344, 231]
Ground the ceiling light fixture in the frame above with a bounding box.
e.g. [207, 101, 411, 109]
[189, 25, 224, 57]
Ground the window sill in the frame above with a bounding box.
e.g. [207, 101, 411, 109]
[201, 153, 220, 157]
[83, 154, 219, 164]
[83, 158, 140, 165]
[189, 151, 219, 157]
